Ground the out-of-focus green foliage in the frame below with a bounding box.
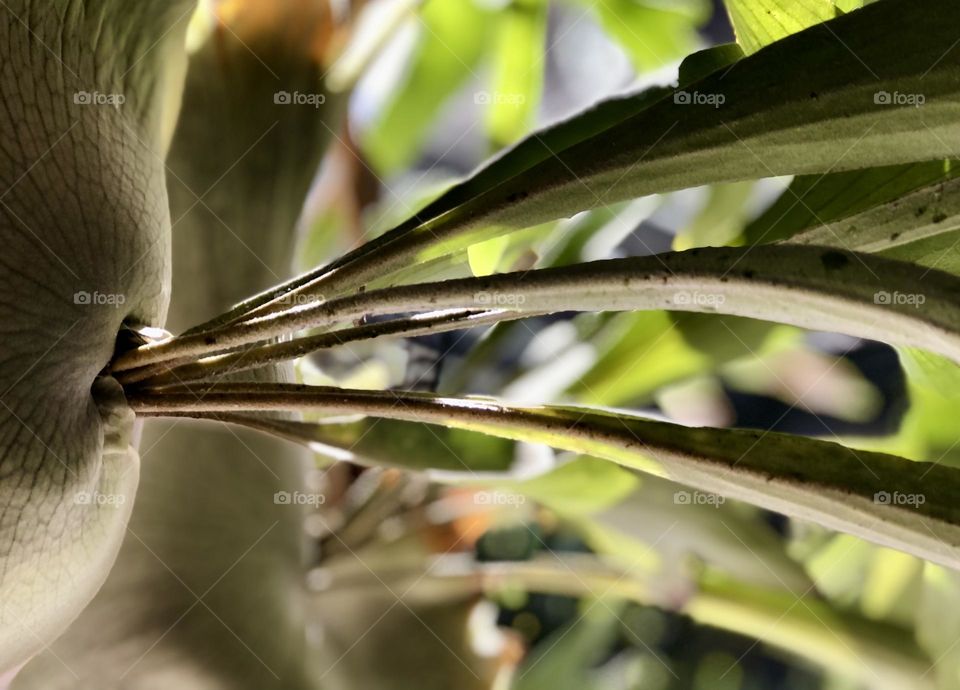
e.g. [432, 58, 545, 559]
[361, 0, 711, 174]
[570, 0, 709, 70]
[363, 0, 496, 172]
[485, 0, 548, 147]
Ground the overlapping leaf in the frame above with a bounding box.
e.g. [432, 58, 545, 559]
[202, 0, 960, 331]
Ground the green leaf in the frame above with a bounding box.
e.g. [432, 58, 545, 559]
[467, 234, 511, 276]
[513, 605, 623, 690]
[744, 160, 956, 245]
[860, 548, 924, 621]
[510, 456, 639, 514]
[724, 0, 847, 55]
[485, 0, 548, 147]
[916, 566, 960, 689]
[674, 181, 755, 250]
[576, 0, 709, 71]
[582, 476, 814, 593]
[791, 529, 924, 628]
[674, 314, 780, 364]
[132, 382, 960, 572]
[678, 43, 745, 86]
[578, 310, 785, 414]
[239, 414, 518, 474]
[120, 245, 960, 378]
[856, 379, 960, 462]
[787, 167, 960, 277]
[569, 312, 713, 405]
[362, 0, 494, 173]
[688, 572, 933, 689]
[897, 348, 960, 400]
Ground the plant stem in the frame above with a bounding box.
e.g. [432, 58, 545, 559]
[111, 246, 960, 374]
[118, 309, 510, 386]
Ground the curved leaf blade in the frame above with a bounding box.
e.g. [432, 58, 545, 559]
[129, 382, 960, 572]
[791, 171, 960, 271]
[746, 160, 957, 245]
[116, 245, 960, 373]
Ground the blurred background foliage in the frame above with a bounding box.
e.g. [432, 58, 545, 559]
[177, 0, 960, 688]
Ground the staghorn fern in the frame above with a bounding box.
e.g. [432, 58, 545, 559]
[4, 0, 960, 688]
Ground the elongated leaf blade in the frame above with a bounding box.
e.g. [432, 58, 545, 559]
[746, 161, 957, 245]
[130, 383, 960, 572]
[363, 0, 494, 173]
[118, 245, 960, 373]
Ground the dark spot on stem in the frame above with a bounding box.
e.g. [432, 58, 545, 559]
[506, 191, 529, 203]
[933, 212, 948, 224]
[820, 251, 849, 270]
